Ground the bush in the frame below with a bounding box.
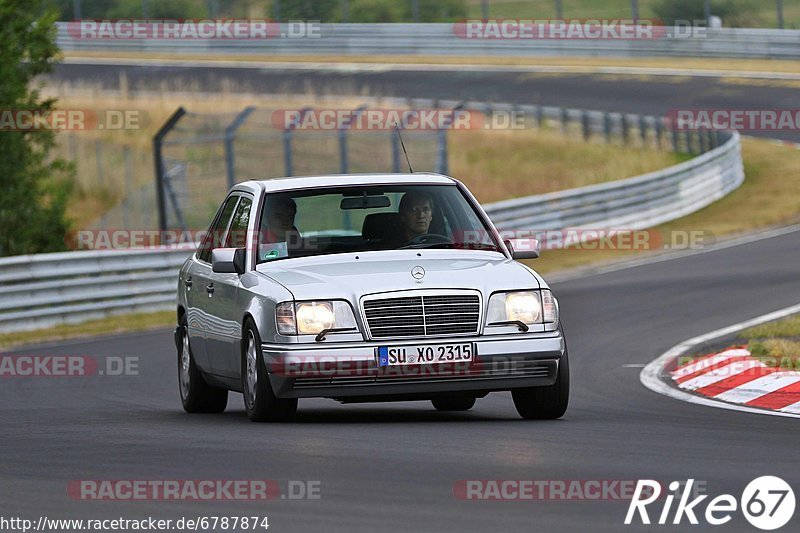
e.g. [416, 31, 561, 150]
[0, 0, 73, 256]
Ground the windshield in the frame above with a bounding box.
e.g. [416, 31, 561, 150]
[254, 184, 501, 264]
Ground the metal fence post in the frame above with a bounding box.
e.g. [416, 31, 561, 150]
[283, 130, 293, 177]
[655, 119, 664, 149]
[621, 115, 630, 145]
[560, 108, 569, 135]
[95, 140, 104, 187]
[639, 115, 648, 146]
[436, 103, 464, 175]
[283, 107, 312, 177]
[224, 106, 255, 189]
[581, 111, 591, 141]
[153, 107, 186, 232]
[603, 112, 612, 143]
[391, 130, 401, 172]
[339, 105, 366, 174]
[123, 145, 132, 229]
[536, 105, 544, 129]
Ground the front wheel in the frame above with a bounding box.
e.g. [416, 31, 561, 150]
[177, 317, 228, 413]
[242, 320, 298, 422]
[511, 349, 569, 420]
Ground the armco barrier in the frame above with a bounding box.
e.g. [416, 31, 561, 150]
[0, 248, 192, 333]
[55, 23, 800, 60]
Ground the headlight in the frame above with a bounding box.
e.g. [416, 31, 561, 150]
[487, 289, 557, 326]
[296, 302, 335, 334]
[276, 301, 358, 336]
[505, 292, 541, 324]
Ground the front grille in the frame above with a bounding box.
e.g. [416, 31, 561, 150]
[363, 292, 481, 339]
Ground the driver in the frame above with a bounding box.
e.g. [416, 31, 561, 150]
[396, 191, 433, 242]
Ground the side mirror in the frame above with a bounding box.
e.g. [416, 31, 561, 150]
[212, 247, 246, 274]
[505, 238, 540, 260]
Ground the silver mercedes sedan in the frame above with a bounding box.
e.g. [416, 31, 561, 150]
[175, 173, 568, 422]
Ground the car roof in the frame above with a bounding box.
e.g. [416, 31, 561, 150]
[233, 173, 457, 195]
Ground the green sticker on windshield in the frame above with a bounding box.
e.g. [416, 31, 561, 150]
[262, 249, 280, 260]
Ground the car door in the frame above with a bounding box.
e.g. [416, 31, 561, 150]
[186, 194, 240, 372]
[205, 195, 254, 378]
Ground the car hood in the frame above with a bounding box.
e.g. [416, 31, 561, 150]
[255, 249, 542, 302]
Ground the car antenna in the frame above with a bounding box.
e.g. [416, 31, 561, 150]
[394, 122, 414, 173]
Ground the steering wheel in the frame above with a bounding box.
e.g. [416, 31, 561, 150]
[401, 233, 452, 247]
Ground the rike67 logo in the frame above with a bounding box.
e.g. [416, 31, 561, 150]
[625, 477, 795, 530]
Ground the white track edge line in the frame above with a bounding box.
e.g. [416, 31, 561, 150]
[640, 303, 800, 419]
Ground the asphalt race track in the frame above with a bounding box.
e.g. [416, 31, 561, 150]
[6, 61, 796, 531]
[3, 228, 799, 532]
[49, 62, 800, 143]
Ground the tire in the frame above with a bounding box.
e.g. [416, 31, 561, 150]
[431, 395, 476, 411]
[177, 317, 228, 413]
[511, 347, 570, 420]
[242, 319, 298, 422]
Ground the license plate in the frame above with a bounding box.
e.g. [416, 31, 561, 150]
[378, 343, 474, 366]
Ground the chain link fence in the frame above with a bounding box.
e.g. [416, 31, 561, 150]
[154, 102, 443, 231]
[57, 99, 724, 235]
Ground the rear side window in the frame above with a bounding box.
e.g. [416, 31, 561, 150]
[197, 196, 239, 263]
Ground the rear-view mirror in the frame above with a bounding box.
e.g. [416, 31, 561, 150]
[341, 195, 391, 210]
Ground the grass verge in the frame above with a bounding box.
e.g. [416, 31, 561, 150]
[737, 315, 800, 369]
[0, 311, 175, 351]
[63, 50, 800, 76]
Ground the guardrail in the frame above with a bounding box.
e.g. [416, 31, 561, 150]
[0, 248, 192, 333]
[55, 23, 800, 60]
[0, 106, 744, 334]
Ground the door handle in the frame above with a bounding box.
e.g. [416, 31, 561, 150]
[206, 283, 215, 295]
[185, 276, 193, 289]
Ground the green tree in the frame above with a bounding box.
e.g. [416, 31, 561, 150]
[54, 0, 210, 20]
[0, 0, 73, 256]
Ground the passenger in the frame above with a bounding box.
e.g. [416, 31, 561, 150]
[261, 196, 300, 243]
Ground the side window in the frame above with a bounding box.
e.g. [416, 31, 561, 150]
[225, 197, 252, 248]
[197, 196, 239, 263]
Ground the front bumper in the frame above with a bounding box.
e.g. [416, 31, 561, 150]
[262, 331, 565, 399]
